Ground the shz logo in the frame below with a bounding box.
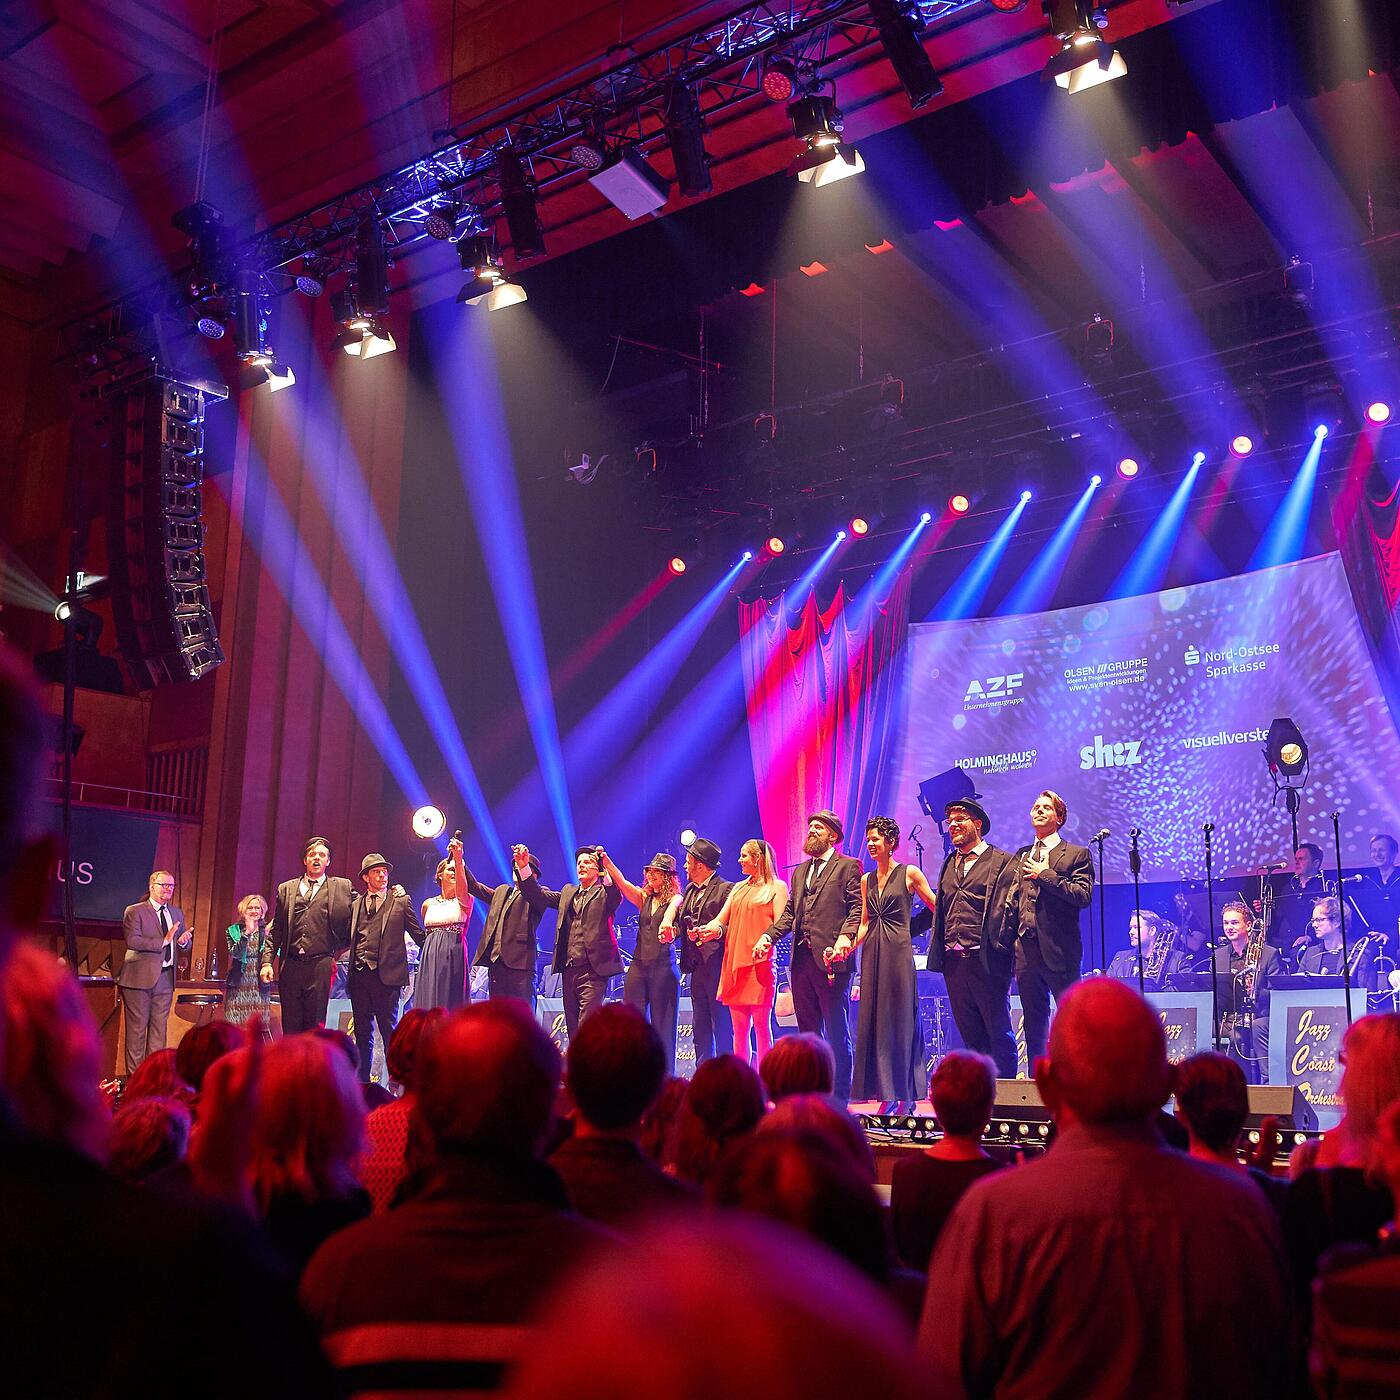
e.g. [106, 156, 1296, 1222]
[964, 673, 1024, 701]
[1184, 645, 1200, 665]
[1079, 735, 1144, 770]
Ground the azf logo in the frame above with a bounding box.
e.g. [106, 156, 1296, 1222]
[964, 673, 1024, 702]
[1184, 645, 1200, 666]
[1079, 734, 1144, 770]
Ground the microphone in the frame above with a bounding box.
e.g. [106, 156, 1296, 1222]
[1092, 828, 1110, 843]
[1203, 822, 1215, 835]
[452, 829, 463, 843]
[1342, 873, 1366, 884]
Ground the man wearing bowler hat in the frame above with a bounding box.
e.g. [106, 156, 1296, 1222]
[667, 837, 733, 1066]
[265, 836, 355, 1035]
[760, 810, 863, 1099]
[346, 853, 423, 1081]
[928, 798, 1019, 1078]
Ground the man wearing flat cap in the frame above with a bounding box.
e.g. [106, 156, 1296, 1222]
[346, 853, 423, 1081]
[668, 837, 733, 1066]
[760, 810, 863, 1099]
[929, 799, 1019, 1078]
[600, 850, 684, 1070]
[517, 843, 623, 1040]
[265, 835, 355, 1035]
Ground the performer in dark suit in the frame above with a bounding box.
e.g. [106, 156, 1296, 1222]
[464, 841, 543, 1005]
[1106, 910, 1186, 990]
[928, 799, 1019, 1079]
[761, 810, 863, 1100]
[517, 844, 623, 1040]
[346, 853, 423, 1081]
[1215, 900, 1284, 1085]
[1299, 896, 1381, 993]
[1009, 790, 1093, 1061]
[668, 837, 732, 1066]
[117, 871, 191, 1073]
[264, 836, 354, 1035]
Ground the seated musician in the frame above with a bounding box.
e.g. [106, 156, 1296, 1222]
[1106, 910, 1185, 990]
[1298, 897, 1381, 994]
[1214, 900, 1284, 1086]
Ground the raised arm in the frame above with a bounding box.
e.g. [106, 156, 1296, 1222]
[598, 850, 644, 908]
[514, 849, 563, 912]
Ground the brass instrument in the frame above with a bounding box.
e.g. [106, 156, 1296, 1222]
[1141, 917, 1179, 984]
[1238, 883, 1270, 1008]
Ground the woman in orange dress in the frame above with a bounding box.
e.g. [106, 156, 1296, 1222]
[697, 839, 787, 1066]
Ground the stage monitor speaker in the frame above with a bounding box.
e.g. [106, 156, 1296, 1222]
[1245, 1084, 1318, 1134]
[105, 372, 228, 688]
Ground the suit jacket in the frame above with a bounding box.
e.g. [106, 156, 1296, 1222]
[465, 867, 542, 973]
[264, 875, 355, 971]
[763, 852, 862, 956]
[520, 873, 624, 977]
[674, 875, 734, 973]
[1010, 839, 1094, 975]
[348, 887, 424, 987]
[927, 846, 1018, 976]
[118, 901, 186, 990]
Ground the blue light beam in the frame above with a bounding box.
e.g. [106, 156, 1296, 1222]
[1110, 453, 1206, 599]
[1250, 428, 1328, 571]
[931, 495, 1032, 621]
[1002, 477, 1100, 615]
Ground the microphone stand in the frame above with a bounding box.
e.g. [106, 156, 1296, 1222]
[1093, 831, 1108, 974]
[1130, 830, 1145, 998]
[1331, 811, 1356, 1027]
[909, 825, 925, 875]
[1204, 823, 1219, 1051]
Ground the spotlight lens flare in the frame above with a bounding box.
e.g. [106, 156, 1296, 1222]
[1089, 474, 1102, 487]
[765, 535, 786, 556]
[920, 511, 933, 524]
[849, 516, 870, 537]
[949, 493, 971, 515]
[1117, 457, 1140, 479]
[742, 550, 753, 561]
[412, 805, 447, 840]
[1230, 434, 1255, 458]
[1314, 424, 1330, 439]
[679, 827, 697, 847]
[1192, 451, 1207, 466]
[1365, 400, 1392, 426]
[667, 556, 687, 576]
[836, 530, 847, 541]
[1020, 490, 1033, 503]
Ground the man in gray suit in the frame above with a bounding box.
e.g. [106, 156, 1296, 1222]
[117, 870, 191, 1073]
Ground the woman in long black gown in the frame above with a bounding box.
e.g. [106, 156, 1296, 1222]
[847, 816, 936, 1102]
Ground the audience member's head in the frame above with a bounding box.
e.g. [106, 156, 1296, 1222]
[249, 1035, 365, 1209]
[674, 1054, 766, 1186]
[1173, 1052, 1248, 1159]
[760, 1033, 836, 1102]
[385, 1007, 443, 1094]
[0, 941, 109, 1160]
[638, 1076, 688, 1168]
[1374, 1098, 1400, 1199]
[1037, 978, 1169, 1128]
[929, 1049, 997, 1139]
[1338, 1013, 1400, 1158]
[762, 1094, 874, 1180]
[712, 1128, 890, 1282]
[505, 1217, 928, 1400]
[175, 1019, 242, 1094]
[312, 1026, 361, 1074]
[567, 1003, 667, 1132]
[415, 1001, 561, 1159]
[0, 645, 49, 954]
[108, 1096, 191, 1182]
[122, 1047, 193, 1104]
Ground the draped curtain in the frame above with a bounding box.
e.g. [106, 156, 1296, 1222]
[739, 572, 911, 874]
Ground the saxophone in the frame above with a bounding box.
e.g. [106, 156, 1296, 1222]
[1142, 919, 1177, 985]
[1238, 898, 1269, 1012]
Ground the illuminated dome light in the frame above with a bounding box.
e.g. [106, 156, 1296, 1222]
[1314, 424, 1330, 439]
[1089, 474, 1102, 487]
[1229, 433, 1254, 458]
[679, 826, 697, 847]
[948, 493, 971, 515]
[1364, 399, 1392, 426]
[667, 556, 687, 576]
[412, 805, 447, 840]
[849, 516, 870, 537]
[1116, 457, 1140, 480]
[1020, 489, 1033, 503]
[765, 535, 787, 557]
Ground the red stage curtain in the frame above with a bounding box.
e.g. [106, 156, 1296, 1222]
[739, 572, 911, 874]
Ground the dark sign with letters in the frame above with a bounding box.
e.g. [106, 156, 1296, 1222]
[1269, 989, 1368, 1130]
[42, 804, 162, 923]
[1145, 992, 1212, 1064]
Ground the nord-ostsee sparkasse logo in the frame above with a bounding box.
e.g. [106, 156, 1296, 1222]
[1079, 734, 1144, 771]
[1182, 641, 1278, 678]
[963, 671, 1025, 712]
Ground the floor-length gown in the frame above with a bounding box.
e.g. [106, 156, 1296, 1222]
[851, 863, 927, 1101]
[416, 896, 468, 1010]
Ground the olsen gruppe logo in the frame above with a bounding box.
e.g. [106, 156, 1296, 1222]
[1079, 734, 1145, 771]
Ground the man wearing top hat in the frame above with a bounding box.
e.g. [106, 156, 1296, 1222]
[928, 798, 1019, 1078]
[265, 835, 356, 1035]
[516, 843, 624, 1040]
[600, 849, 685, 1070]
[760, 810, 863, 1100]
[666, 837, 733, 1067]
[346, 853, 423, 1081]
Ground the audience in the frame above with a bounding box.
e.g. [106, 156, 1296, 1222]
[122, 1046, 194, 1105]
[637, 1074, 687, 1169]
[250, 1035, 371, 1272]
[360, 1007, 443, 1213]
[550, 1003, 695, 1230]
[890, 1050, 1004, 1271]
[300, 1000, 609, 1396]
[760, 1032, 836, 1102]
[918, 978, 1291, 1397]
[1310, 1098, 1400, 1398]
[109, 1095, 192, 1182]
[175, 1018, 243, 1099]
[762, 1092, 875, 1179]
[505, 1218, 934, 1400]
[674, 1053, 767, 1186]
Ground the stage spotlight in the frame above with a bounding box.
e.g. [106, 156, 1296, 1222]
[1264, 717, 1309, 782]
[679, 826, 697, 847]
[1230, 434, 1255, 459]
[1089, 473, 1102, 487]
[668, 556, 687, 576]
[1117, 456, 1140, 479]
[1042, 0, 1127, 92]
[424, 202, 462, 240]
[920, 510, 933, 524]
[1020, 489, 1033, 503]
[765, 535, 787, 557]
[761, 55, 800, 102]
[497, 150, 547, 259]
[1366, 400, 1393, 426]
[787, 94, 864, 186]
[742, 550, 754, 561]
[412, 805, 447, 840]
[588, 147, 670, 219]
[195, 313, 226, 340]
[849, 515, 870, 537]
[665, 80, 711, 197]
[568, 132, 608, 170]
[1314, 423, 1330, 439]
[949, 493, 971, 515]
[836, 530, 848, 542]
[294, 256, 329, 298]
[265, 362, 296, 393]
[870, 0, 943, 109]
[355, 215, 391, 316]
[1083, 313, 1114, 368]
[1305, 382, 1344, 436]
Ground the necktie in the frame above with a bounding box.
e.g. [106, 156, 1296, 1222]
[160, 906, 172, 966]
[1032, 840, 1045, 863]
[367, 894, 381, 917]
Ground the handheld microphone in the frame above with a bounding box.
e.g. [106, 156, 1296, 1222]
[1129, 828, 1142, 841]
[1092, 828, 1111, 843]
[452, 829, 463, 843]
